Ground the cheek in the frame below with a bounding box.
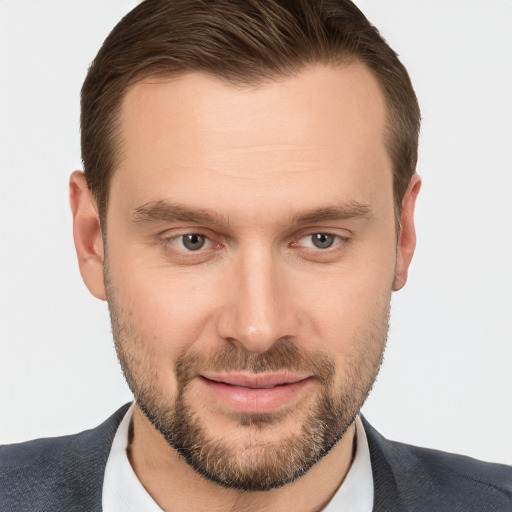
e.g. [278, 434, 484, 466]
[295, 244, 395, 354]
[108, 258, 225, 357]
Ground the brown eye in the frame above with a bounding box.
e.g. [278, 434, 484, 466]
[182, 234, 206, 251]
[311, 233, 335, 249]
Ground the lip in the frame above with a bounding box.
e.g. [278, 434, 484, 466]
[199, 372, 315, 413]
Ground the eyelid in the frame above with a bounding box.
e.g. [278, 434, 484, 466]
[159, 229, 221, 256]
[296, 233, 344, 249]
[292, 227, 351, 244]
[157, 227, 350, 260]
[170, 233, 211, 251]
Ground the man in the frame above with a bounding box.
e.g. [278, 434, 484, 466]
[1, 0, 510, 510]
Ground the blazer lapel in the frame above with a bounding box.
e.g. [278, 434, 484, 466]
[362, 417, 408, 512]
[59, 402, 132, 511]
[0, 402, 131, 512]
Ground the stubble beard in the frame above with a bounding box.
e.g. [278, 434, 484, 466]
[106, 275, 388, 491]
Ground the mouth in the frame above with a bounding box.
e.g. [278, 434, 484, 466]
[198, 372, 315, 413]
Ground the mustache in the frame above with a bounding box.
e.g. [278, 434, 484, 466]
[175, 337, 335, 386]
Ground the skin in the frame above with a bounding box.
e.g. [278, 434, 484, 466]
[70, 62, 420, 511]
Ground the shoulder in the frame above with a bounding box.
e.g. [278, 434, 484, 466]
[0, 403, 131, 512]
[362, 417, 512, 511]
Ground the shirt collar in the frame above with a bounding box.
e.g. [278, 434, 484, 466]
[103, 403, 163, 512]
[322, 415, 374, 511]
[102, 404, 374, 512]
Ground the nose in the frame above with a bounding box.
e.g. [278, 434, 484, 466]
[216, 248, 300, 353]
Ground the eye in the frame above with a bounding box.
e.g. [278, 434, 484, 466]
[311, 233, 335, 249]
[177, 233, 207, 251]
[301, 233, 337, 249]
[160, 231, 221, 262]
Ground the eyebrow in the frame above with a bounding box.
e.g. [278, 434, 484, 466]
[291, 202, 372, 224]
[132, 200, 372, 227]
[133, 201, 228, 226]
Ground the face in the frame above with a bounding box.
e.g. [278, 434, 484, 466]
[77, 63, 417, 490]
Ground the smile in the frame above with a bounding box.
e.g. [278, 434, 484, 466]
[198, 373, 315, 413]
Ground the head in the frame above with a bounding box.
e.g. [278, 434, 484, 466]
[71, 0, 421, 492]
[81, 0, 420, 225]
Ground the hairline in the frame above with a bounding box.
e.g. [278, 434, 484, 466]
[98, 58, 404, 230]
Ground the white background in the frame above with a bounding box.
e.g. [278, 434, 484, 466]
[1, 1, 511, 465]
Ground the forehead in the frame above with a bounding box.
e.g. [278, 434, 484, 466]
[111, 62, 391, 220]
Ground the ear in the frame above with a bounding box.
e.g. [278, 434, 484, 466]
[69, 171, 106, 300]
[393, 174, 421, 291]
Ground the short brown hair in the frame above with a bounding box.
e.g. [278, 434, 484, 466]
[81, 0, 420, 222]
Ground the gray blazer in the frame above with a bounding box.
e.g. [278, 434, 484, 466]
[1, 403, 511, 511]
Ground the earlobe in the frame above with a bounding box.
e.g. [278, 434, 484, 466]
[393, 174, 421, 291]
[69, 171, 106, 300]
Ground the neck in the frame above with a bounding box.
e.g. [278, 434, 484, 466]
[128, 405, 356, 512]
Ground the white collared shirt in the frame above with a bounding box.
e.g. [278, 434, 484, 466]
[102, 404, 374, 511]
[322, 415, 374, 511]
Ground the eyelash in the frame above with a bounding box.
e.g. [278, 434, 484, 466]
[163, 233, 219, 256]
[293, 233, 348, 251]
[161, 231, 349, 256]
